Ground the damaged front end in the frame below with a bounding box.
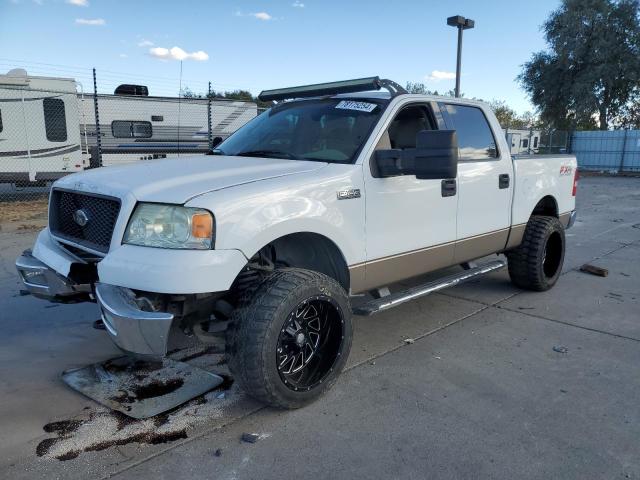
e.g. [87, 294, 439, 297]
[16, 250, 92, 303]
[95, 284, 225, 358]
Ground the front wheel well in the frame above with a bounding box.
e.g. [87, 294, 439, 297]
[245, 233, 350, 292]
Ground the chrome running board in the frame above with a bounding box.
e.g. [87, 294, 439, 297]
[352, 260, 506, 316]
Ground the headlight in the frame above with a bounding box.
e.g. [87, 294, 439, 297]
[123, 203, 214, 250]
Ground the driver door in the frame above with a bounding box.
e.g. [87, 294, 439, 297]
[361, 102, 458, 291]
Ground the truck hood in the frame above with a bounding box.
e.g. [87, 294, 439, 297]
[54, 155, 327, 204]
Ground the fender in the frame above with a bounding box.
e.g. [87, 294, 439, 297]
[186, 164, 366, 269]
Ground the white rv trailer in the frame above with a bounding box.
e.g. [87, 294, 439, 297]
[0, 69, 86, 184]
[79, 94, 258, 167]
[504, 128, 542, 155]
[0, 69, 258, 184]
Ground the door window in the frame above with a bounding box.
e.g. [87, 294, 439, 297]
[377, 104, 435, 151]
[440, 104, 497, 160]
[43, 98, 67, 142]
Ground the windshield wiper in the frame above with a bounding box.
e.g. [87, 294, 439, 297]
[235, 150, 300, 160]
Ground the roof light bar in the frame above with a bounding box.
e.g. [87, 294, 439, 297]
[258, 76, 407, 102]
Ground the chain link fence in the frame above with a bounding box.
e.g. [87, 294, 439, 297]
[0, 81, 257, 228]
[503, 127, 570, 155]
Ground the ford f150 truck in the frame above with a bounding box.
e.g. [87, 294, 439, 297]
[16, 77, 578, 409]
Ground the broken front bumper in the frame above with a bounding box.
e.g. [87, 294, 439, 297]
[15, 251, 90, 301]
[95, 283, 174, 358]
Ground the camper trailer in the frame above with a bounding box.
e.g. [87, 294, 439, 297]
[0, 69, 86, 184]
[504, 128, 542, 155]
[79, 92, 257, 167]
[0, 69, 258, 184]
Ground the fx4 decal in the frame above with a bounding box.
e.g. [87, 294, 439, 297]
[560, 165, 573, 176]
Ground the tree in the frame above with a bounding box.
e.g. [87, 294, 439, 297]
[180, 86, 271, 108]
[489, 100, 524, 129]
[519, 0, 640, 130]
[405, 82, 439, 95]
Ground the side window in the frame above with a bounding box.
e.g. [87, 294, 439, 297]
[131, 121, 152, 138]
[380, 105, 434, 150]
[43, 98, 67, 142]
[111, 121, 152, 138]
[533, 137, 539, 148]
[440, 104, 497, 160]
[522, 138, 529, 148]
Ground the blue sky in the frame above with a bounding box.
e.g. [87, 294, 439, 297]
[0, 0, 560, 113]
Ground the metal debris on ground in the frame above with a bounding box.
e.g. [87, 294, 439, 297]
[241, 433, 261, 444]
[553, 346, 569, 354]
[62, 356, 224, 419]
[580, 264, 609, 277]
[404, 338, 415, 344]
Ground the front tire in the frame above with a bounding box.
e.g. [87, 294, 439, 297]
[506, 215, 565, 291]
[226, 268, 352, 409]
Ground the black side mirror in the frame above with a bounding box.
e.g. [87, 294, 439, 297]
[372, 130, 458, 179]
[414, 130, 458, 180]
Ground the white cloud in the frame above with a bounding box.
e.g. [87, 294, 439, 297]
[137, 39, 154, 47]
[149, 46, 209, 62]
[119, 53, 128, 58]
[426, 70, 456, 81]
[75, 18, 105, 26]
[235, 10, 276, 20]
[66, 0, 88, 6]
[292, 1, 304, 7]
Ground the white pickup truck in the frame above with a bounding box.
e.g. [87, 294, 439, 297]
[16, 77, 578, 408]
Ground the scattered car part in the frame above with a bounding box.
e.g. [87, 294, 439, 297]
[62, 356, 223, 419]
[579, 264, 609, 277]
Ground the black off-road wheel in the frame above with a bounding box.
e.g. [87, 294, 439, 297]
[506, 215, 566, 291]
[226, 268, 352, 409]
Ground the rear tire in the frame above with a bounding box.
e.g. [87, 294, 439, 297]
[226, 268, 352, 409]
[506, 215, 565, 291]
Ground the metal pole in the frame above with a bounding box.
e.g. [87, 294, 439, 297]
[455, 26, 463, 97]
[207, 81, 213, 151]
[92, 68, 102, 168]
[177, 61, 183, 157]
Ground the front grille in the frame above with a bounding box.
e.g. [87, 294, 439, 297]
[49, 189, 121, 254]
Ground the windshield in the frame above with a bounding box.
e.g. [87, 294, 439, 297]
[215, 98, 387, 163]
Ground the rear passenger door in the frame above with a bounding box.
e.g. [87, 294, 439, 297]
[439, 103, 513, 263]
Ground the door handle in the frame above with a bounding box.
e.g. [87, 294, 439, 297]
[441, 179, 457, 197]
[499, 174, 510, 189]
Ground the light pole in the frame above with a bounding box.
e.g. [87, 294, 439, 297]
[447, 15, 475, 98]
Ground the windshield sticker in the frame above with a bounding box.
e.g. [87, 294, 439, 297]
[335, 101, 377, 113]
